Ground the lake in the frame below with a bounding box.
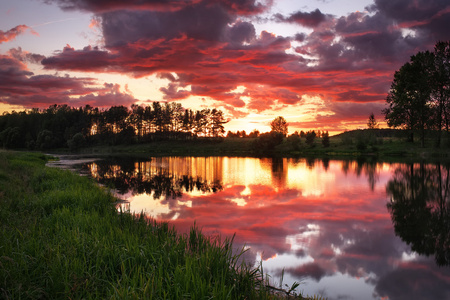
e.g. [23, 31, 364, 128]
[51, 156, 450, 300]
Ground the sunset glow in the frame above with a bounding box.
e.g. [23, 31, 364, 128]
[2, 0, 449, 134]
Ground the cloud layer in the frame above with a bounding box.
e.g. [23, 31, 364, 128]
[0, 49, 136, 108]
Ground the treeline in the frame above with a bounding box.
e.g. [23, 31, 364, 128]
[0, 102, 227, 150]
[226, 129, 329, 139]
[384, 41, 450, 147]
[235, 116, 332, 153]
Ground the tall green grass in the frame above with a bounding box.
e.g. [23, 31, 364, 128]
[1, 151, 325, 299]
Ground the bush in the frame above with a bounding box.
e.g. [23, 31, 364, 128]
[305, 131, 316, 147]
[287, 133, 301, 150]
[252, 132, 284, 153]
[36, 130, 55, 150]
[356, 138, 367, 151]
[322, 131, 330, 148]
[0, 127, 23, 148]
[67, 133, 86, 151]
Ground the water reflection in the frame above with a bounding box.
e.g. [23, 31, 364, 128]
[84, 157, 223, 199]
[80, 157, 450, 300]
[386, 163, 450, 266]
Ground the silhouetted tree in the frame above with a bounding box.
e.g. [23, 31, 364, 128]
[431, 41, 450, 147]
[367, 113, 378, 129]
[210, 108, 227, 137]
[131, 104, 145, 139]
[384, 51, 434, 146]
[300, 130, 306, 138]
[248, 129, 260, 138]
[384, 41, 450, 147]
[287, 132, 301, 150]
[270, 116, 288, 137]
[152, 101, 164, 133]
[322, 131, 330, 147]
[0, 102, 228, 150]
[305, 130, 316, 147]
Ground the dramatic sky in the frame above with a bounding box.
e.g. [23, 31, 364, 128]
[1, 0, 450, 134]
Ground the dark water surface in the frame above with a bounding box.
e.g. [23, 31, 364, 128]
[50, 156, 450, 300]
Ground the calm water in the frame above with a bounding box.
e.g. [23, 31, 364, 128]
[53, 156, 450, 300]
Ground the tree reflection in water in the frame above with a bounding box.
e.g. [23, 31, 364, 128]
[386, 162, 450, 266]
[83, 158, 223, 200]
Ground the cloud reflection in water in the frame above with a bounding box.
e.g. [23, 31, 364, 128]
[82, 157, 450, 300]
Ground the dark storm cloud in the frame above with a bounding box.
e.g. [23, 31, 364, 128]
[373, 0, 450, 45]
[373, 0, 450, 23]
[274, 9, 331, 28]
[100, 3, 233, 47]
[225, 21, 256, 45]
[43, 0, 272, 15]
[43, 0, 195, 12]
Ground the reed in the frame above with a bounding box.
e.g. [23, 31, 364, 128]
[0, 151, 323, 299]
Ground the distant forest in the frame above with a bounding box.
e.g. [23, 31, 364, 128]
[0, 103, 228, 150]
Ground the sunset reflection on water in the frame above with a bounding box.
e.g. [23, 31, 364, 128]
[82, 157, 450, 300]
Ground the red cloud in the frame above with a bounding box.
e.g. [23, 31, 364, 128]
[0, 54, 136, 109]
[0, 25, 37, 44]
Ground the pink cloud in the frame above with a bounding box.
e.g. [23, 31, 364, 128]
[0, 25, 37, 44]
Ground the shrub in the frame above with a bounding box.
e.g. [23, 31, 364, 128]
[36, 130, 55, 150]
[322, 131, 330, 148]
[305, 131, 316, 147]
[0, 127, 23, 148]
[252, 132, 284, 153]
[67, 133, 86, 151]
[287, 133, 301, 150]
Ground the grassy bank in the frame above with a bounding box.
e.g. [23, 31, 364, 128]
[0, 151, 318, 299]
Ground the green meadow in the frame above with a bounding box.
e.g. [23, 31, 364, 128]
[0, 151, 325, 299]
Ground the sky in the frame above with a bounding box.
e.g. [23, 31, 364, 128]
[1, 0, 450, 135]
